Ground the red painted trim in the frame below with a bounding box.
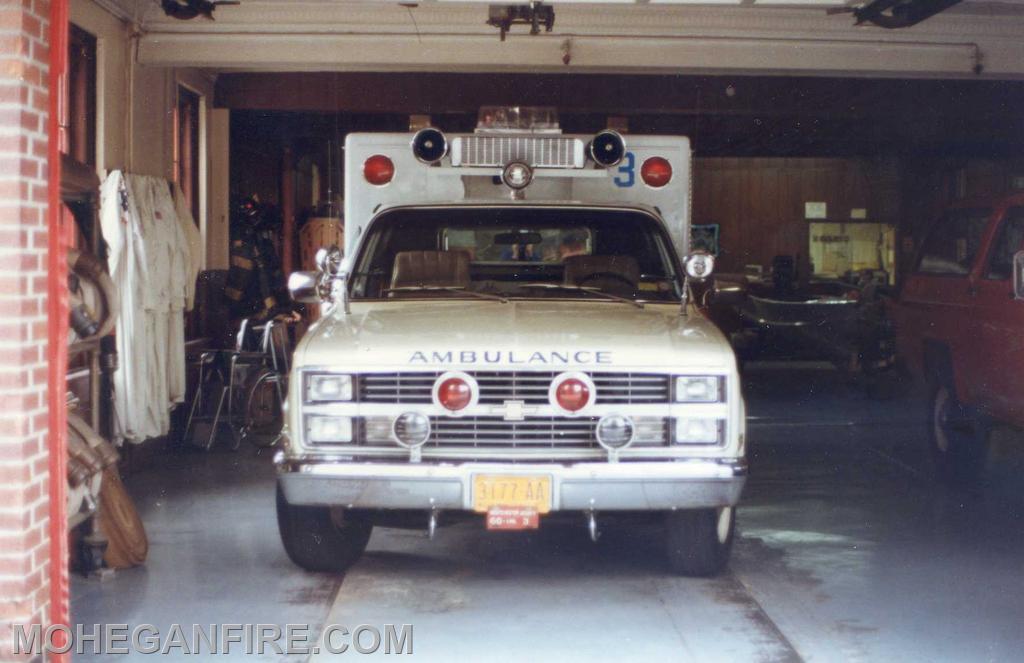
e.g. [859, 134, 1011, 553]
[47, 0, 70, 656]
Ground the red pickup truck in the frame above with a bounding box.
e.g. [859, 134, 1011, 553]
[893, 192, 1024, 482]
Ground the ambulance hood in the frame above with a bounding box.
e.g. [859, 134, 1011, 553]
[298, 300, 734, 372]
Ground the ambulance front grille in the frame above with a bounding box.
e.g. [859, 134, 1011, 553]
[358, 372, 671, 405]
[424, 416, 669, 449]
[453, 136, 583, 168]
[428, 416, 599, 448]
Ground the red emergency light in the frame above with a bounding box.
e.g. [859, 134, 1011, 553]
[554, 377, 590, 412]
[641, 157, 672, 188]
[437, 376, 472, 411]
[364, 154, 395, 186]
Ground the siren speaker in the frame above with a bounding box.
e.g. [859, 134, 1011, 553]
[411, 128, 448, 164]
[589, 130, 626, 167]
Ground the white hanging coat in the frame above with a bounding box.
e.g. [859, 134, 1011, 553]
[100, 171, 201, 444]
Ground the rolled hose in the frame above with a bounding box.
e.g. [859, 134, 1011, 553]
[99, 468, 148, 568]
[66, 413, 145, 566]
[67, 248, 119, 340]
[67, 412, 119, 471]
[66, 428, 98, 488]
[66, 414, 107, 522]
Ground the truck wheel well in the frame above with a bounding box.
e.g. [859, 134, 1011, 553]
[922, 340, 954, 388]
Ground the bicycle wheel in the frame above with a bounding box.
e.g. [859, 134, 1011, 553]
[242, 368, 285, 448]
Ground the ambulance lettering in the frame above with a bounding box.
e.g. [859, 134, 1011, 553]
[409, 351, 613, 365]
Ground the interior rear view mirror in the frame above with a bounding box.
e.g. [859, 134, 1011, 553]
[1014, 250, 1024, 300]
[494, 231, 543, 245]
[288, 271, 321, 304]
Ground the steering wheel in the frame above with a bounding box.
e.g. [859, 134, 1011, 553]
[576, 271, 639, 292]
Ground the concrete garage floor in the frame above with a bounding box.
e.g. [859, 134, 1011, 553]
[70, 446, 339, 663]
[73, 364, 1024, 662]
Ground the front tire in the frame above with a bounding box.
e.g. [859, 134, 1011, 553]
[928, 383, 989, 485]
[665, 507, 735, 577]
[276, 485, 372, 572]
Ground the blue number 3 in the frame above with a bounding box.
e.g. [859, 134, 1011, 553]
[613, 152, 635, 188]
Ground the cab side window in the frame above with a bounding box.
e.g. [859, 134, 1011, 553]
[985, 207, 1024, 281]
[916, 208, 992, 276]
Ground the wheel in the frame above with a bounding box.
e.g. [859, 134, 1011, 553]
[276, 484, 373, 573]
[928, 383, 989, 484]
[242, 368, 285, 448]
[665, 507, 735, 577]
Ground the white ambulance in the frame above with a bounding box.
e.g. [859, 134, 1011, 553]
[276, 108, 746, 577]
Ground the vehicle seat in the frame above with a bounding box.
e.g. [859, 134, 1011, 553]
[563, 255, 640, 295]
[389, 250, 471, 297]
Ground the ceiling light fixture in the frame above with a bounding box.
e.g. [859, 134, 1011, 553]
[828, 0, 962, 30]
[161, 0, 239, 21]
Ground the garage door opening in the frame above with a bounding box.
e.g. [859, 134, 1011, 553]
[8, 1, 1024, 660]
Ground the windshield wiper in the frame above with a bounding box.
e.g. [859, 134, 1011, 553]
[384, 286, 509, 303]
[514, 283, 644, 309]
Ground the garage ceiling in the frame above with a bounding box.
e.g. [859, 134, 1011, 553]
[96, 1, 1024, 78]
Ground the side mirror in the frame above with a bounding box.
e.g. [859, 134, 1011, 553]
[315, 245, 343, 276]
[684, 251, 715, 282]
[288, 271, 321, 304]
[299, 244, 350, 313]
[1014, 250, 1024, 300]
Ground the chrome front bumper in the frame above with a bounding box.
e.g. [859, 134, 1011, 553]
[275, 454, 747, 511]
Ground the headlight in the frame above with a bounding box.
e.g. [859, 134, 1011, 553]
[305, 415, 353, 444]
[675, 376, 723, 403]
[305, 373, 353, 403]
[674, 418, 723, 445]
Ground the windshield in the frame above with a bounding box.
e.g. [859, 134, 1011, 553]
[349, 206, 682, 303]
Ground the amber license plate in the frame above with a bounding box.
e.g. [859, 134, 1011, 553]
[473, 474, 552, 530]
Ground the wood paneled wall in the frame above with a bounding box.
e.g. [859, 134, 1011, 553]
[693, 157, 900, 274]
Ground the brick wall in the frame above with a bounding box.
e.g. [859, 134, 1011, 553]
[0, 0, 52, 660]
